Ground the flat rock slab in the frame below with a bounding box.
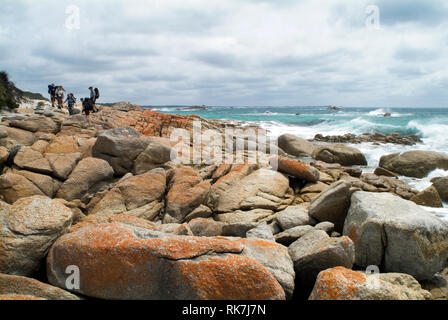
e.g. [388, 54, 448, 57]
[379, 150, 448, 178]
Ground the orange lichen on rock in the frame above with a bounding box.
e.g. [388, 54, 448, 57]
[46, 223, 285, 300]
[69, 213, 160, 233]
[279, 158, 310, 173]
[176, 254, 285, 300]
[308, 267, 366, 300]
[164, 166, 211, 222]
[275, 157, 320, 182]
[141, 110, 195, 137]
[347, 226, 359, 245]
[213, 164, 257, 186]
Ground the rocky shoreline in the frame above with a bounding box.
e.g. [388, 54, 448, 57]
[0, 99, 447, 300]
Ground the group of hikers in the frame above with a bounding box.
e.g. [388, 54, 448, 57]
[47, 84, 100, 121]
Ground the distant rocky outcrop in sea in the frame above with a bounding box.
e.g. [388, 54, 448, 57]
[327, 106, 343, 111]
[313, 132, 422, 146]
[176, 105, 207, 111]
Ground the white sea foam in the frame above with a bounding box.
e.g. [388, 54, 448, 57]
[151, 107, 176, 112]
[240, 112, 297, 116]
[260, 116, 448, 221]
[420, 205, 448, 221]
[367, 108, 412, 118]
[407, 120, 448, 153]
[368, 108, 387, 117]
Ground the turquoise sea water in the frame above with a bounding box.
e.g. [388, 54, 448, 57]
[151, 105, 447, 134]
[151, 105, 448, 219]
[151, 105, 448, 152]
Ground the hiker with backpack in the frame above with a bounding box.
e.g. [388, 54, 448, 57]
[81, 97, 94, 123]
[65, 93, 76, 116]
[89, 87, 100, 112]
[55, 86, 66, 109]
[48, 83, 56, 108]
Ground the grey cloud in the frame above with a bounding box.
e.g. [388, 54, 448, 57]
[374, 0, 448, 26]
[264, 50, 359, 70]
[388, 65, 428, 79]
[394, 47, 439, 62]
[0, 0, 447, 107]
[329, 0, 448, 29]
[191, 51, 244, 69]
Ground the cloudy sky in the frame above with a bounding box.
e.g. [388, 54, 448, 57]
[1, 0, 447, 107]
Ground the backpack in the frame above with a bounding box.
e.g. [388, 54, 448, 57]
[94, 88, 100, 99]
[68, 94, 76, 104]
[84, 98, 93, 110]
[48, 85, 56, 95]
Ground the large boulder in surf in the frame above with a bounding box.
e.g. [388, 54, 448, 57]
[410, 185, 443, 208]
[277, 134, 315, 156]
[379, 150, 448, 178]
[431, 176, 448, 201]
[343, 191, 448, 280]
[312, 144, 367, 166]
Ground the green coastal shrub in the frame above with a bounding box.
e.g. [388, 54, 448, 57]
[0, 71, 19, 110]
[23, 91, 48, 101]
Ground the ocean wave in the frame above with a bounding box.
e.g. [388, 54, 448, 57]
[368, 108, 388, 116]
[349, 117, 402, 132]
[421, 205, 448, 221]
[240, 112, 298, 116]
[151, 107, 177, 112]
[407, 120, 448, 153]
[399, 168, 448, 191]
[368, 108, 412, 117]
